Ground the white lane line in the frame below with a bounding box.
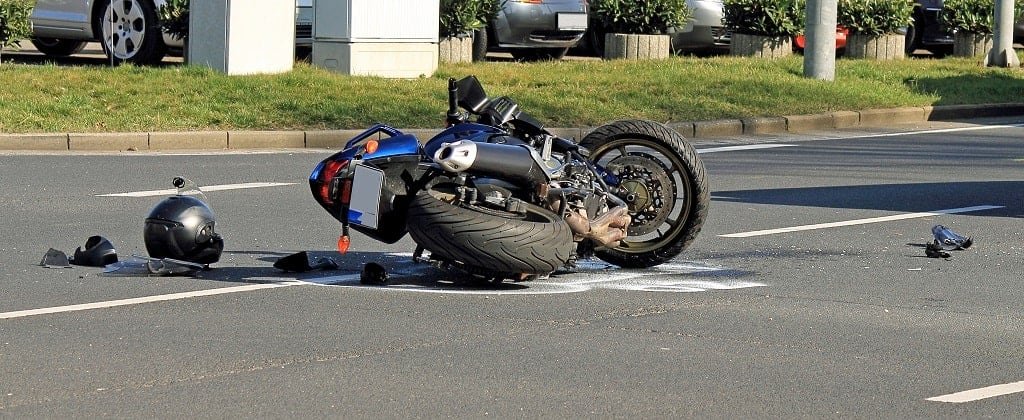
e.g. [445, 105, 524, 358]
[0, 283, 296, 320]
[720, 205, 1004, 238]
[833, 123, 1024, 140]
[697, 144, 796, 153]
[927, 380, 1024, 403]
[97, 182, 297, 197]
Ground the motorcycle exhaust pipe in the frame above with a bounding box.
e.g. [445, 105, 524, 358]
[432, 140, 550, 184]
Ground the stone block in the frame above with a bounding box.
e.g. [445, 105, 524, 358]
[69, 133, 149, 151]
[0, 134, 69, 151]
[693, 119, 742, 138]
[228, 131, 305, 149]
[149, 131, 227, 150]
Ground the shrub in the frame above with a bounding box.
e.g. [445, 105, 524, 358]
[837, 0, 913, 35]
[940, 0, 1024, 34]
[440, 0, 501, 38]
[590, 0, 692, 35]
[158, 0, 189, 41]
[0, 0, 33, 50]
[722, 0, 806, 37]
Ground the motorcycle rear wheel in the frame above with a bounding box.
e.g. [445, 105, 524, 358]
[406, 187, 575, 278]
[580, 119, 710, 268]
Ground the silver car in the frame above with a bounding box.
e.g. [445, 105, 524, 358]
[476, 0, 589, 61]
[29, 0, 313, 64]
[580, 0, 727, 56]
[669, 0, 728, 53]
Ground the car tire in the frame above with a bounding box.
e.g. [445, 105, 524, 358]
[95, 0, 167, 65]
[510, 47, 569, 61]
[30, 38, 88, 56]
[472, 28, 488, 62]
[904, 22, 921, 55]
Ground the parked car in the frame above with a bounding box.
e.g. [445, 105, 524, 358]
[474, 0, 589, 61]
[580, 0, 728, 56]
[905, 0, 954, 55]
[668, 0, 730, 54]
[28, 0, 313, 64]
[906, 0, 1024, 55]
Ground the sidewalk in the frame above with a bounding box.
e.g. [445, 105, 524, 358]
[2, 103, 1023, 152]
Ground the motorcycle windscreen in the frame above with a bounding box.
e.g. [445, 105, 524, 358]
[348, 164, 385, 230]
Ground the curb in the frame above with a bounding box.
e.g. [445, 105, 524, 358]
[2, 103, 1023, 151]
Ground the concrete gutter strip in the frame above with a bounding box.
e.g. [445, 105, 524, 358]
[2, 103, 1023, 151]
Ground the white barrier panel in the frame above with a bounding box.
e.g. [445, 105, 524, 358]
[189, 0, 296, 75]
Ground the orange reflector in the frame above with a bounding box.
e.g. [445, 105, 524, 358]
[337, 235, 351, 254]
[365, 140, 379, 155]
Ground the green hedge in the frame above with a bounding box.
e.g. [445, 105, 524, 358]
[0, 0, 33, 49]
[590, 0, 691, 35]
[837, 0, 913, 35]
[940, 0, 1024, 34]
[440, 0, 501, 38]
[722, 0, 806, 37]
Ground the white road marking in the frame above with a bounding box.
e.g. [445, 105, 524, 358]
[720, 205, 1004, 238]
[97, 182, 297, 197]
[0, 283, 296, 320]
[831, 123, 1024, 140]
[927, 380, 1024, 403]
[697, 144, 796, 153]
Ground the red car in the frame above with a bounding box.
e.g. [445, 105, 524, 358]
[794, 26, 849, 51]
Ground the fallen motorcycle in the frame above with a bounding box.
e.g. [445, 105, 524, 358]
[310, 76, 709, 282]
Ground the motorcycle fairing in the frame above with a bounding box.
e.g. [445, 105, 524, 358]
[309, 126, 423, 244]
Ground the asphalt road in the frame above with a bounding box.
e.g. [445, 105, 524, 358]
[1, 118, 1023, 417]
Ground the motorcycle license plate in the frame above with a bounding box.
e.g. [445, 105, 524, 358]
[557, 13, 588, 31]
[348, 164, 384, 229]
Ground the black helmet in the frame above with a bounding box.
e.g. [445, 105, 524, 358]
[143, 195, 223, 265]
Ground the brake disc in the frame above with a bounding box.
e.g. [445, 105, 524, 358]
[607, 152, 675, 236]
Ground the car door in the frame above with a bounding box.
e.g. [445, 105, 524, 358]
[30, 0, 94, 39]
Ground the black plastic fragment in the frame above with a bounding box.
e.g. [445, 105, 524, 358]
[40, 248, 71, 268]
[925, 241, 951, 259]
[71, 235, 119, 267]
[360, 262, 388, 285]
[273, 251, 339, 272]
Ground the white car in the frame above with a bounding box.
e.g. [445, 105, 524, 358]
[29, 0, 313, 64]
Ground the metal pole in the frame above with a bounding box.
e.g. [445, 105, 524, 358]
[804, 0, 838, 80]
[987, 0, 1020, 67]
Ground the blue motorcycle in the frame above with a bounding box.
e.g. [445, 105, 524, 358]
[310, 76, 709, 282]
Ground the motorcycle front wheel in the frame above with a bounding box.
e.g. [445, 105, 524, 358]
[580, 120, 710, 268]
[406, 186, 575, 278]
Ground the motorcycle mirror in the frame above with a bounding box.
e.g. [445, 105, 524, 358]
[455, 76, 489, 114]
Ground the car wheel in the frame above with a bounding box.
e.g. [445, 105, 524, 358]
[471, 28, 488, 62]
[30, 38, 88, 56]
[904, 23, 920, 55]
[510, 47, 569, 61]
[95, 0, 167, 64]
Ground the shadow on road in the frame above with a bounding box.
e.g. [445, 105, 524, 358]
[713, 181, 1023, 219]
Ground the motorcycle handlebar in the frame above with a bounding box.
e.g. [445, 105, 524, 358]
[446, 78, 463, 126]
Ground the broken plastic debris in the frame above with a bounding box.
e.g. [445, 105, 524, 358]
[40, 248, 71, 268]
[273, 251, 339, 272]
[71, 236, 118, 267]
[101, 255, 206, 276]
[172, 176, 209, 203]
[925, 241, 951, 259]
[360, 262, 388, 285]
[932, 225, 972, 250]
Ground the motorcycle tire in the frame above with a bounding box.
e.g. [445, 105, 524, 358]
[580, 119, 710, 268]
[406, 189, 575, 277]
